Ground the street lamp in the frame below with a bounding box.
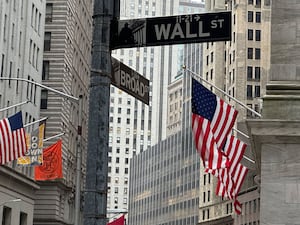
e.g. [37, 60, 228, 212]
[0, 77, 83, 224]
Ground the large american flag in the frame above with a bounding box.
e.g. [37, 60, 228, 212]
[191, 78, 238, 169]
[0, 111, 27, 165]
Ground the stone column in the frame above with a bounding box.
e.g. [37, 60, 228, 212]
[247, 1, 300, 224]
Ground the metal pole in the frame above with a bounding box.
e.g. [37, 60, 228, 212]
[0, 100, 30, 112]
[75, 95, 83, 225]
[84, 0, 118, 224]
[0, 77, 79, 102]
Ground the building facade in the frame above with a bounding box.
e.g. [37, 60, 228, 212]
[35, 0, 93, 224]
[0, 0, 45, 224]
[198, 0, 270, 224]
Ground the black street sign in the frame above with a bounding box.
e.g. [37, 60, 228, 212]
[111, 57, 150, 105]
[110, 11, 231, 49]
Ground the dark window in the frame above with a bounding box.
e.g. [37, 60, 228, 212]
[247, 85, 253, 99]
[256, 0, 261, 6]
[42, 60, 49, 80]
[248, 11, 253, 22]
[44, 32, 51, 51]
[248, 29, 253, 40]
[255, 30, 261, 41]
[247, 66, 253, 80]
[45, 3, 53, 22]
[248, 0, 253, 4]
[20, 212, 28, 225]
[255, 86, 261, 97]
[256, 12, 261, 23]
[1, 54, 5, 77]
[255, 48, 261, 59]
[255, 67, 261, 80]
[2, 206, 12, 225]
[40, 90, 48, 109]
[248, 48, 253, 59]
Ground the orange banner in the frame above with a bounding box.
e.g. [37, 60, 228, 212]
[34, 139, 63, 181]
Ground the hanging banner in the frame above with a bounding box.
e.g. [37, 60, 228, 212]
[34, 139, 63, 181]
[17, 123, 45, 166]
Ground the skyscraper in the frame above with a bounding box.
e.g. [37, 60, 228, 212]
[0, 1, 45, 224]
[108, 0, 205, 219]
[35, 1, 93, 224]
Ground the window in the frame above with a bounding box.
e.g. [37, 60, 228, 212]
[45, 3, 53, 22]
[256, 12, 261, 23]
[116, 157, 120, 163]
[255, 48, 261, 59]
[247, 85, 253, 99]
[248, 11, 253, 22]
[42, 61, 49, 80]
[114, 187, 118, 194]
[2, 206, 12, 225]
[115, 167, 119, 173]
[248, 0, 253, 4]
[248, 29, 253, 40]
[247, 66, 253, 80]
[248, 48, 253, 59]
[0, 54, 5, 77]
[255, 30, 261, 41]
[19, 212, 28, 225]
[40, 90, 48, 109]
[125, 168, 128, 174]
[256, 0, 261, 6]
[44, 32, 51, 51]
[3, 14, 7, 41]
[255, 67, 261, 80]
[255, 86, 261, 97]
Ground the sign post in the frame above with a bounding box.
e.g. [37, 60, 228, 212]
[110, 11, 231, 49]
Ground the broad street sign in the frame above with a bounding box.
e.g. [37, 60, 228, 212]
[110, 11, 231, 49]
[111, 57, 150, 105]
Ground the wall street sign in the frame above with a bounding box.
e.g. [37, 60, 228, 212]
[110, 11, 231, 49]
[111, 57, 150, 105]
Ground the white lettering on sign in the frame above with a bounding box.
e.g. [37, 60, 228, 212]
[211, 19, 225, 28]
[120, 70, 149, 97]
[154, 21, 210, 40]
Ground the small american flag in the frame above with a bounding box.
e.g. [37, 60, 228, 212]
[0, 111, 27, 165]
[214, 136, 248, 214]
[191, 78, 237, 169]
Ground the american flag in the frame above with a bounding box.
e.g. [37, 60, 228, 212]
[213, 136, 248, 214]
[191, 78, 238, 169]
[0, 111, 27, 165]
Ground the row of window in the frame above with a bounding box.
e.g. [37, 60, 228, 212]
[248, 48, 261, 60]
[1, 207, 28, 225]
[248, 11, 261, 23]
[108, 166, 129, 174]
[247, 85, 260, 99]
[108, 156, 129, 164]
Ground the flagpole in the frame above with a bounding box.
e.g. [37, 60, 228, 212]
[24, 117, 48, 128]
[183, 66, 262, 118]
[0, 77, 79, 102]
[43, 132, 65, 142]
[0, 100, 30, 112]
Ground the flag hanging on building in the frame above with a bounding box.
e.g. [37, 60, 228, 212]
[0, 111, 27, 165]
[34, 139, 63, 181]
[191, 78, 238, 169]
[18, 122, 45, 166]
[107, 215, 125, 225]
